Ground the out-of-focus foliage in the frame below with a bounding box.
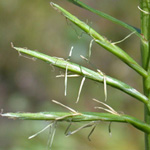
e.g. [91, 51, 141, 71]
[0, 0, 143, 150]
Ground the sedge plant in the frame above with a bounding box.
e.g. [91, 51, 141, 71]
[1, 0, 150, 149]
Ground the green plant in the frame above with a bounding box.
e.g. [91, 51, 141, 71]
[1, 0, 150, 149]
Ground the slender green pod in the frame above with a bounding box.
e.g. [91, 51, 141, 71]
[67, 0, 141, 37]
[50, 2, 148, 78]
[12, 45, 148, 104]
[2, 112, 150, 133]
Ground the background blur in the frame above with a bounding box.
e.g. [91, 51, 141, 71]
[0, 0, 144, 150]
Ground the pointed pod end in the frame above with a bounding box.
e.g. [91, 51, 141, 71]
[50, 2, 54, 6]
[50, 2, 57, 9]
[10, 42, 14, 48]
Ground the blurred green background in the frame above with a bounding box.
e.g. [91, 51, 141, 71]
[0, 0, 144, 149]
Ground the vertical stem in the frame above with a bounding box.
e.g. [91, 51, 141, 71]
[140, 0, 150, 149]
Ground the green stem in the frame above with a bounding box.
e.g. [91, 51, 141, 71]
[140, 0, 150, 149]
[1, 112, 150, 133]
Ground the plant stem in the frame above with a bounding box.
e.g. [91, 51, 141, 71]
[140, 0, 150, 149]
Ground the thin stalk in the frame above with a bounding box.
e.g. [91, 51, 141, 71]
[1, 112, 150, 134]
[140, 0, 150, 149]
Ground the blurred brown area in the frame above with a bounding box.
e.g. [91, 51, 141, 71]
[0, 0, 144, 150]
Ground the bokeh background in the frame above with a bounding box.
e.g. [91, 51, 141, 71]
[0, 0, 144, 150]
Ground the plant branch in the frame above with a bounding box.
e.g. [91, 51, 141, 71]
[12, 45, 148, 104]
[50, 2, 148, 78]
[140, 0, 150, 149]
[1, 112, 150, 134]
